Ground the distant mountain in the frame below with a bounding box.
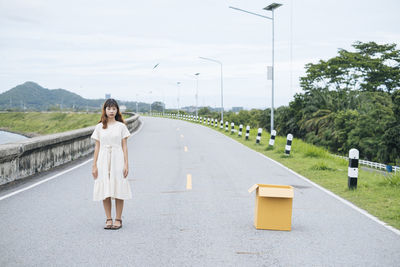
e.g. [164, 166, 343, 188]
[0, 82, 152, 112]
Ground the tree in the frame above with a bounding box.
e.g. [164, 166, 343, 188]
[300, 41, 400, 94]
[151, 101, 164, 112]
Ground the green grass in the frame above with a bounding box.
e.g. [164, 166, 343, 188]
[0, 112, 132, 136]
[167, 116, 400, 230]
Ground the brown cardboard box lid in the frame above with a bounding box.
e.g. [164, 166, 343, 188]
[248, 184, 294, 198]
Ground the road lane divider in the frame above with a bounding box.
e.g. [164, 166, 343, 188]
[186, 174, 192, 190]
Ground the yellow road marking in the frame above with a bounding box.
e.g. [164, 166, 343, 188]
[186, 174, 192, 190]
[184, 146, 188, 152]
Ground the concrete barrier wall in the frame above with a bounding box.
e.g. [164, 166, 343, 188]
[0, 113, 140, 186]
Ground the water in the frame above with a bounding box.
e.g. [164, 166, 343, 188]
[0, 130, 29, 145]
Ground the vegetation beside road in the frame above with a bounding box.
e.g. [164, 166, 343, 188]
[0, 112, 132, 136]
[166, 42, 400, 166]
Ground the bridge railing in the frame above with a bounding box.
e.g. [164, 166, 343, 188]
[0, 112, 140, 186]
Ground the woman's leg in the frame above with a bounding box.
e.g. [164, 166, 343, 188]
[103, 197, 112, 226]
[114, 198, 124, 226]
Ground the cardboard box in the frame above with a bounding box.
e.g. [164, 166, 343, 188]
[248, 184, 294, 231]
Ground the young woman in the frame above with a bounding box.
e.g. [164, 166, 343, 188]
[91, 98, 132, 230]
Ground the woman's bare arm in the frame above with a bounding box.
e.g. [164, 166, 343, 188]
[122, 137, 129, 178]
[92, 140, 100, 179]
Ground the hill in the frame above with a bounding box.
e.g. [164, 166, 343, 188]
[0, 81, 150, 112]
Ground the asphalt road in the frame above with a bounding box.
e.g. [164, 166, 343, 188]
[0, 116, 399, 266]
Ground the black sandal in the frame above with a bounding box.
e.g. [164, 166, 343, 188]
[111, 219, 122, 230]
[104, 218, 113, 230]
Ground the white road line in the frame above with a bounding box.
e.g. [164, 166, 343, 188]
[0, 119, 145, 201]
[210, 126, 400, 236]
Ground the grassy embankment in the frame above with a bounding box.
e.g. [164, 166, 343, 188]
[164, 115, 400, 230]
[0, 112, 132, 136]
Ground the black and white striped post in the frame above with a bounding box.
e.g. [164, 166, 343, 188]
[269, 130, 277, 147]
[220, 120, 223, 129]
[225, 121, 229, 131]
[214, 119, 217, 127]
[256, 128, 262, 144]
[285, 134, 293, 155]
[348, 148, 359, 190]
[238, 124, 243, 137]
[245, 126, 250, 140]
[231, 122, 235, 134]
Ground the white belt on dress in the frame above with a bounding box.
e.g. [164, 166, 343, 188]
[106, 145, 112, 179]
[100, 145, 121, 179]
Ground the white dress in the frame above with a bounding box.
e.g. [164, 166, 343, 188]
[90, 121, 132, 201]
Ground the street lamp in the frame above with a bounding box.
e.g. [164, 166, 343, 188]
[229, 3, 282, 133]
[148, 91, 152, 115]
[152, 63, 161, 116]
[199, 56, 224, 122]
[194, 73, 200, 117]
[177, 82, 181, 117]
[136, 93, 139, 114]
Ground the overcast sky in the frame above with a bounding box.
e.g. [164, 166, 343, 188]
[1, 0, 399, 110]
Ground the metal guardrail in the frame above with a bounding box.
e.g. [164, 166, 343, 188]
[334, 155, 398, 173]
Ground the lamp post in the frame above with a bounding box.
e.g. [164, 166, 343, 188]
[177, 82, 181, 117]
[152, 63, 160, 116]
[199, 56, 224, 122]
[229, 3, 282, 133]
[136, 93, 139, 114]
[194, 73, 200, 117]
[148, 91, 152, 115]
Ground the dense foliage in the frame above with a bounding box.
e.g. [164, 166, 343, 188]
[199, 42, 400, 164]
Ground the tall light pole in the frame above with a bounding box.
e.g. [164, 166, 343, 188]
[152, 63, 160, 116]
[136, 93, 139, 114]
[177, 82, 181, 117]
[199, 56, 224, 122]
[148, 91, 152, 115]
[229, 3, 282, 133]
[194, 73, 200, 117]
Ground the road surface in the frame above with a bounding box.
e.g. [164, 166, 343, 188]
[0, 116, 399, 266]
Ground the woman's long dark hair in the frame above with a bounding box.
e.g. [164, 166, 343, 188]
[99, 98, 125, 129]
